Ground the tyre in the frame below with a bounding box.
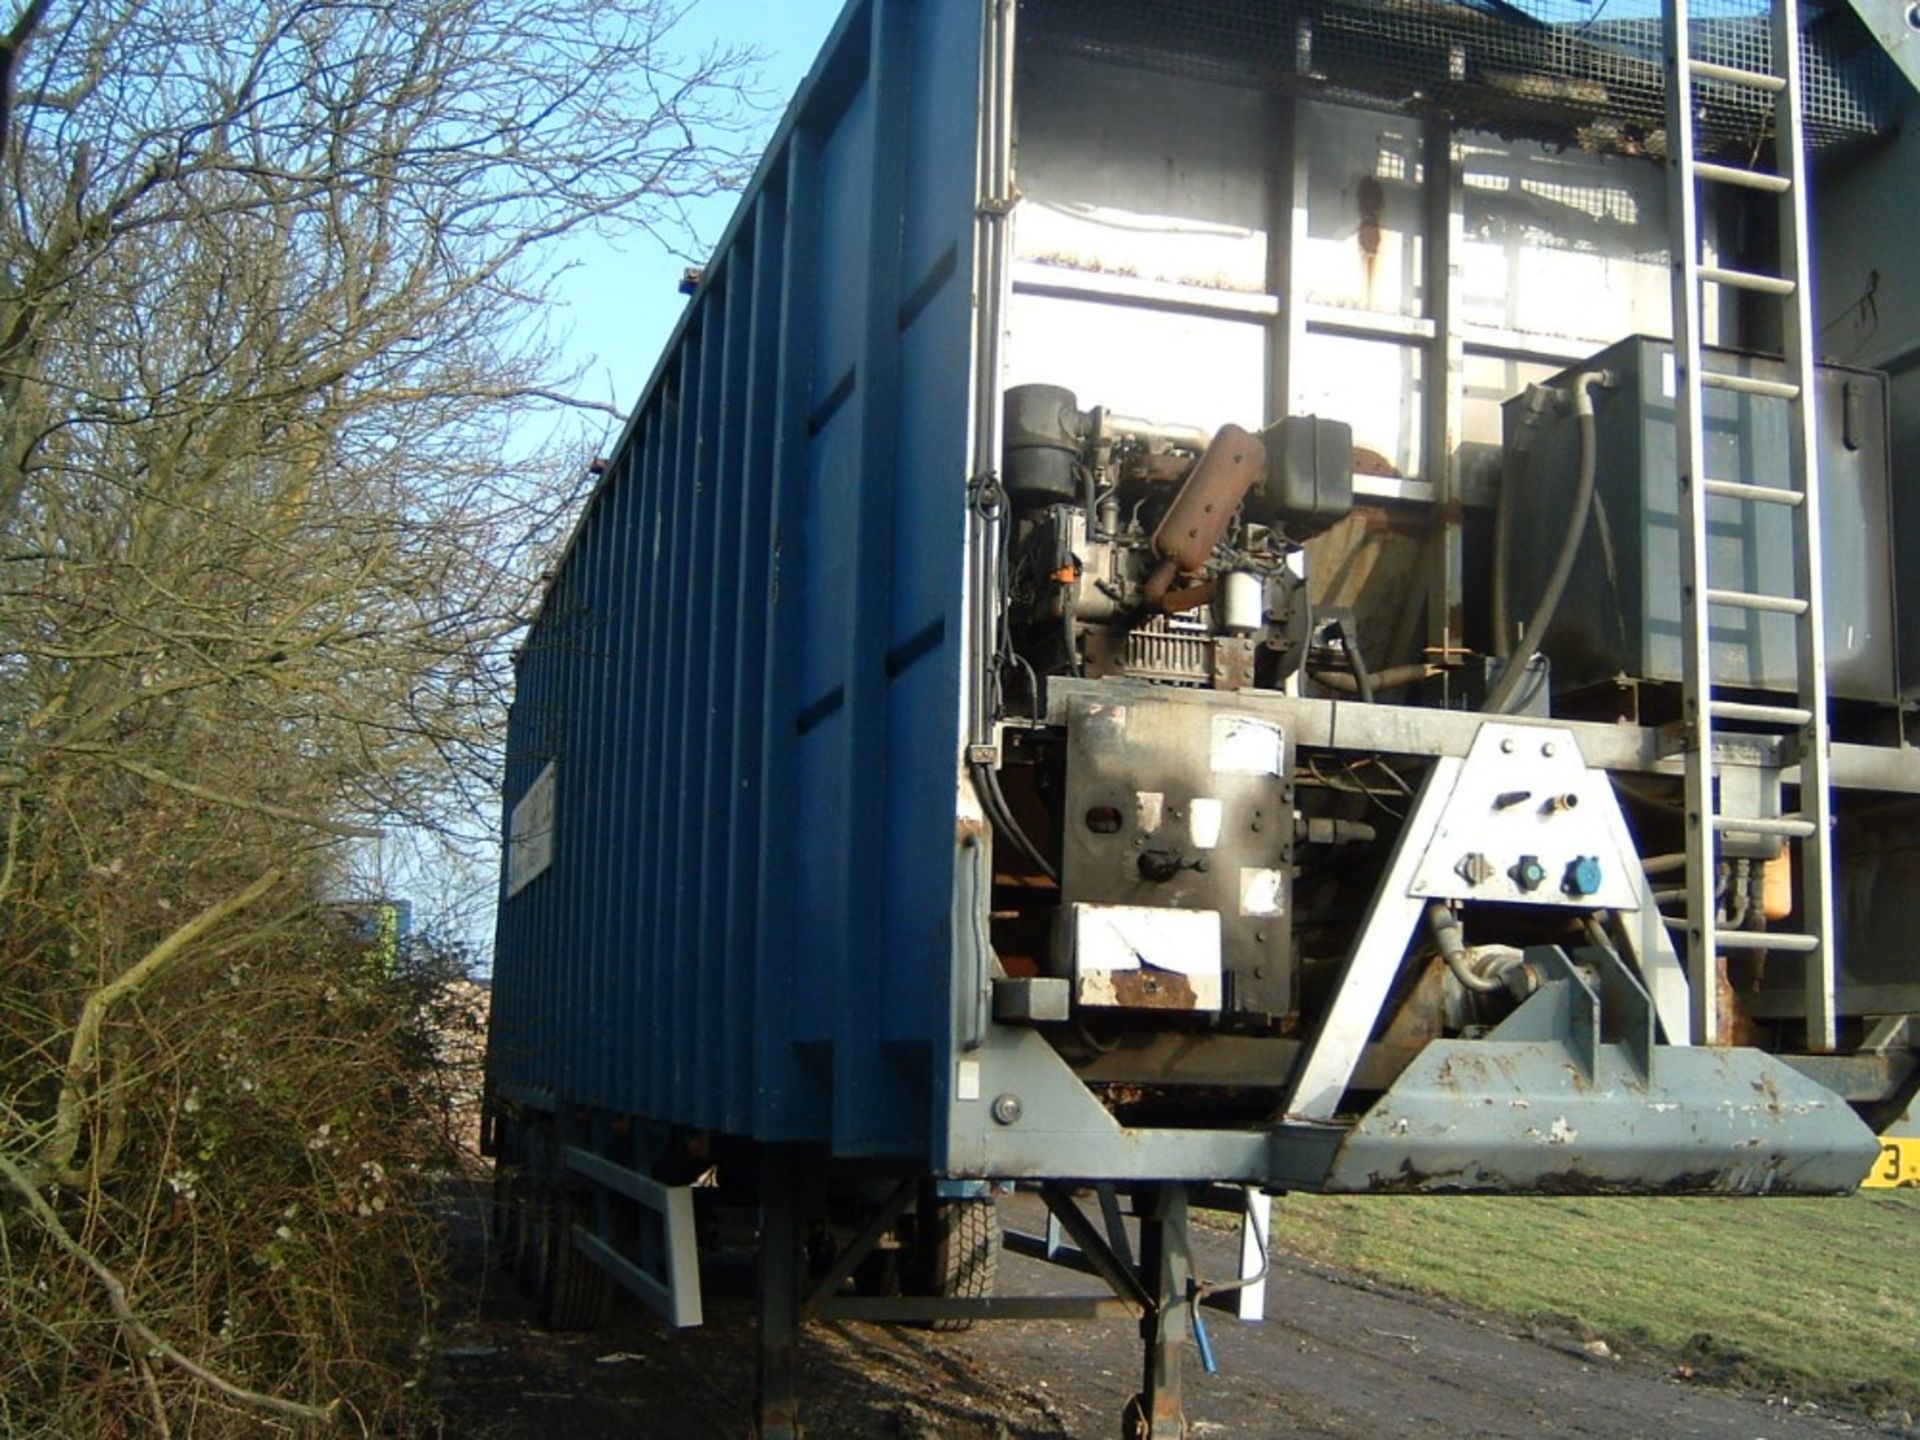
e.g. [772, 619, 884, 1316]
[906, 1194, 998, 1332]
[512, 1170, 552, 1299]
[519, 1177, 613, 1331]
[488, 1160, 523, 1270]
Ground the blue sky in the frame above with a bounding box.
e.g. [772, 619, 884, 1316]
[391, 1, 846, 954]
[544, 0, 847, 422]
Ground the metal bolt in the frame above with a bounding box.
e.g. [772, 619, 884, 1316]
[1500, 738, 1515, 754]
[1542, 742, 1556, 757]
[991, 1093, 1024, 1126]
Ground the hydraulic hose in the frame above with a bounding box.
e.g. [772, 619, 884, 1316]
[970, 760, 1058, 886]
[1492, 382, 1557, 662]
[1485, 370, 1610, 715]
[1310, 662, 1439, 695]
[1426, 901, 1504, 994]
[1492, 440, 1520, 662]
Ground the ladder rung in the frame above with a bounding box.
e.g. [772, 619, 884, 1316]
[1712, 814, 1817, 838]
[1703, 478, 1803, 507]
[1707, 700, 1812, 725]
[1698, 264, 1796, 297]
[1705, 587, 1809, 616]
[1699, 370, 1800, 400]
[1692, 161, 1791, 194]
[1687, 58, 1788, 93]
[1712, 931, 1821, 954]
[1659, 920, 1824, 954]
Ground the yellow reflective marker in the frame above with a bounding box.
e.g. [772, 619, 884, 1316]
[1863, 1135, 1920, 1189]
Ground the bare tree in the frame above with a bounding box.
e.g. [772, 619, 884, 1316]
[0, 0, 757, 1430]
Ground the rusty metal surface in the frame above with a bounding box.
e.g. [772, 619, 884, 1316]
[1292, 951, 1880, 1193]
[1103, 968, 1204, 1010]
[1150, 424, 1266, 580]
[1043, 676, 1920, 793]
[1309, 1039, 1878, 1194]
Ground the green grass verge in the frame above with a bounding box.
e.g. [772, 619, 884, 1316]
[1266, 1188, 1920, 1408]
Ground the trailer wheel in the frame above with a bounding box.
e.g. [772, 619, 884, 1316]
[511, 1172, 550, 1298]
[488, 1164, 523, 1269]
[519, 1177, 613, 1331]
[907, 1195, 998, 1332]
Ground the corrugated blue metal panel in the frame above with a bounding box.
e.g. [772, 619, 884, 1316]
[490, 0, 982, 1160]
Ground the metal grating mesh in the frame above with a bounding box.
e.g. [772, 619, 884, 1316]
[1024, 0, 1900, 157]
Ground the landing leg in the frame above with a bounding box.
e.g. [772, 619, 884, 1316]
[1123, 1184, 1190, 1440]
[756, 1145, 803, 1440]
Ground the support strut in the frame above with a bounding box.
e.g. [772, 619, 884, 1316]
[1124, 1184, 1191, 1440]
[756, 1146, 804, 1440]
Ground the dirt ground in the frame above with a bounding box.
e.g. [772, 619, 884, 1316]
[425, 1186, 1911, 1439]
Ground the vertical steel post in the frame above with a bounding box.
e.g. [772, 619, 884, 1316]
[1266, 94, 1312, 701]
[1126, 1185, 1191, 1440]
[1662, 0, 1721, 1046]
[965, 0, 1019, 752]
[1422, 121, 1466, 695]
[1236, 1188, 1271, 1323]
[1264, 95, 1307, 429]
[1769, 0, 1838, 1052]
[755, 1146, 804, 1440]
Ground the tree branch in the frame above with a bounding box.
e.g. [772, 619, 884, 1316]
[0, 1149, 339, 1430]
[108, 756, 383, 839]
[43, 868, 284, 1182]
[0, 0, 53, 162]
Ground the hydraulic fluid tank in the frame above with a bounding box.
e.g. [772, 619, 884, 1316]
[1500, 335, 1895, 703]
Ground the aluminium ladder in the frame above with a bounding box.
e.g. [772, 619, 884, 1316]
[1661, 0, 1837, 1049]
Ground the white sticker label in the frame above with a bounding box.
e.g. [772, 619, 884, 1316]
[1239, 867, 1286, 918]
[1135, 790, 1166, 834]
[1212, 714, 1283, 775]
[1073, 903, 1224, 1010]
[1189, 797, 1224, 850]
[506, 761, 556, 897]
[956, 1059, 982, 1102]
[1661, 351, 1675, 399]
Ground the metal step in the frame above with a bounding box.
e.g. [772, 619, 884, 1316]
[1658, 918, 1823, 953]
[1707, 700, 1812, 726]
[1711, 813, 1817, 838]
[1711, 931, 1821, 953]
[1688, 57, 1787, 91]
[1700, 370, 1800, 400]
[1703, 477, 1802, 505]
[1698, 264, 1797, 296]
[1705, 587, 1809, 615]
[1693, 161, 1791, 193]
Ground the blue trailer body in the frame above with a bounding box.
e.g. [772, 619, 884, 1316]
[490, 0, 983, 1160]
